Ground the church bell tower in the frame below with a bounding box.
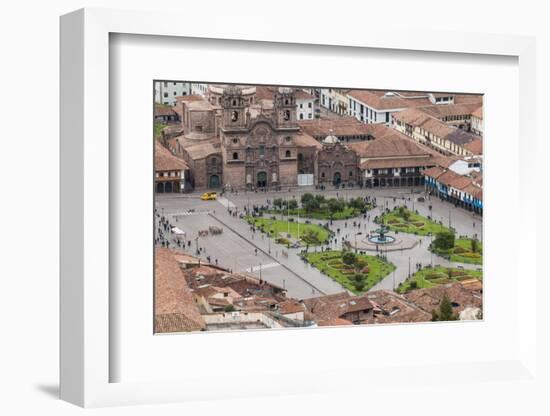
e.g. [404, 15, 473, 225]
[274, 87, 297, 127]
[221, 85, 246, 128]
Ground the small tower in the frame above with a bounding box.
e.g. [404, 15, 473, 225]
[274, 87, 297, 127]
[221, 85, 246, 128]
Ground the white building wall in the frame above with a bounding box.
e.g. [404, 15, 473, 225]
[155, 81, 192, 106]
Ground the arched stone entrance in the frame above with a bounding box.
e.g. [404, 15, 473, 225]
[209, 175, 220, 188]
[333, 172, 342, 186]
[156, 182, 164, 193]
[257, 171, 267, 188]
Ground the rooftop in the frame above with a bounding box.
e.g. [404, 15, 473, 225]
[155, 248, 205, 333]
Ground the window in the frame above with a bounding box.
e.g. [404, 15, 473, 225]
[308, 102, 312, 108]
[163, 92, 168, 97]
[321, 172, 325, 178]
[285, 150, 291, 158]
[299, 113, 304, 120]
[349, 171, 353, 177]
[259, 145, 265, 157]
[308, 114, 312, 119]
[232, 152, 238, 160]
[173, 91, 177, 95]
[232, 138, 239, 144]
[298, 153, 303, 162]
[299, 103, 303, 108]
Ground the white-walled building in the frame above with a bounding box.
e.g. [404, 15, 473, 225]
[470, 106, 483, 136]
[320, 88, 350, 115]
[155, 81, 192, 106]
[191, 83, 208, 96]
[295, 90, 316, 120]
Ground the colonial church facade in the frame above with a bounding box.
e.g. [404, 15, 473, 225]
[156, 84, 437, 192]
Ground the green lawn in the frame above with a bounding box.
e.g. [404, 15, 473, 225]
[396, 266, 483, 294]
[267, 206, 362, 220]
[303, 250, 396, 294]
[247, 216, 331, 245]
[430, 238, 483, 265]
[379, 207, 452, 236]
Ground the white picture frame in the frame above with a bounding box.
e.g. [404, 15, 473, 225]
[60, 7, 541, 409]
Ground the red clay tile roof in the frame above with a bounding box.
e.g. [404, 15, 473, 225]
[347, 90, 432, 110]
[471, 106, 483, 119]
[317, 318, 353, 326]
[423, 166, 446, 179]
[155, 141, 189, 171]
[405, 282, 482, 316]
[155, 248, 205, 333]
[155, 104, 177, 117]
[298, 117, 386, 138]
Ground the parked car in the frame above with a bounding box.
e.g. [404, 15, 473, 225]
[200, 192, 217, 201]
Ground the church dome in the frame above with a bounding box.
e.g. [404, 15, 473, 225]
[323, 129, 339, 144]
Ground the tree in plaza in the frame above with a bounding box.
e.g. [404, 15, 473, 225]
[433, 231, 455, 250]
[301, 193, 314, 205]
[353, 257, 368, 273]
[353, 274, 365, 292]
[287, 199, 298, 210]
[273, 198, 283, 210]
[301, 228, 321, 252]
[327, 198, 346, 216]
[470, 238, 480, 253]
[349, 197, 366, 212]
[303, 198, 320, 214]
[342, 251, 357, 266]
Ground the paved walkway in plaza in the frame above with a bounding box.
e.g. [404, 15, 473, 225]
[155, 186, 483, 298]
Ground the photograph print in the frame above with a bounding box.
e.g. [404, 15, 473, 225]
[154, 82, 483, 333]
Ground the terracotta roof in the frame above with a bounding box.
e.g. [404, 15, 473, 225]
[405, 282, 482, 316]
[155, 141, 189, 171]
[453, 94, 483, 106]
[279, 300, 306, 315]
[347, 90, 432, 110]
[471, 106, 483, 119]
[298, 117, 385, 138]
[294, 132, 323, 149]
[155, 248, 205, 333]
[360, 156, 434, 170]
[348, 133, 432, 159]
[294, 89, 315, 100]
[423, 166, 445, 179]
[367, 290, 431, 324]
[419, 103, 481, 119]
[394, 108, 482, 151]
[317, 318, 353, 327]
[155, 104, 177, 117]
[303, 292, 373, 322]
[182, 140, 221, 160]
[463, 138, 483, 154]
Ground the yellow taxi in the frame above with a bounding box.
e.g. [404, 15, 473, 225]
[200, 192, 217, 201]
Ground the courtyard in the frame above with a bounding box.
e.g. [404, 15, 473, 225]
[155, 185, 483, 299]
